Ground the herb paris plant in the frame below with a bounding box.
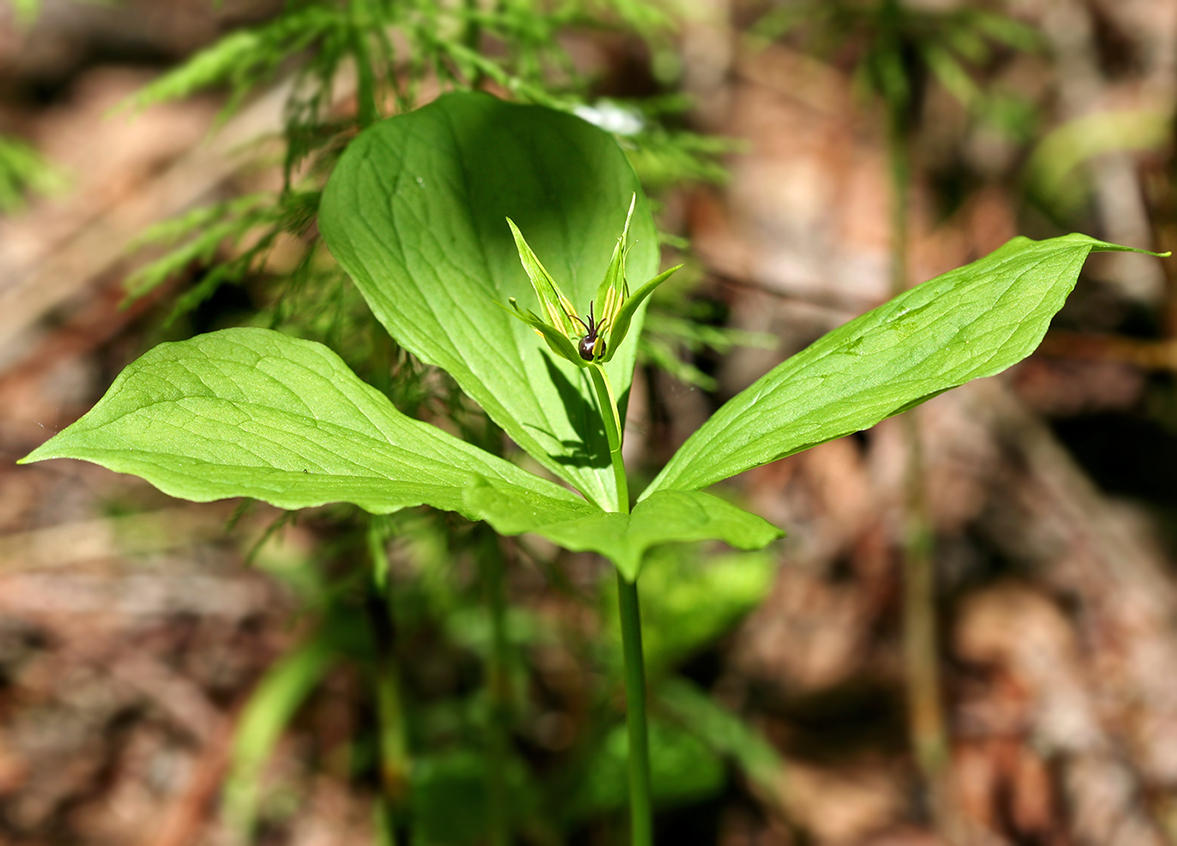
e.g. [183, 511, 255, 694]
[20, 92, 1163, 844]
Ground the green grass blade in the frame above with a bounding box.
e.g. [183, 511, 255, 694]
[223, 631, 336, 834]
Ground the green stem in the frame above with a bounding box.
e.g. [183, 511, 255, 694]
[480, 530, 513, 846]
[885, 103, 909, 300]
[900, 433, 946, 781]
[588, 363, 628, 511]
[367, 522, 410, 840]
[347, 0, 379, 129]
[588, 363, 651, 844]
[374, 666, 407, 843]
[374, 797, 399, 846]
[463, 0, 482, 56]
[617, 572, 653, 846]
[885, 82, 949, 816]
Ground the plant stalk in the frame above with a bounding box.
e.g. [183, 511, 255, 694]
[374, 666, 407, 846]
[588, 364, 628, 510]
[374, 659, 409, 801]
[480, 529, 513, 846]
[347, 0, 379, 130]
[367, 522, 410, 842]
[616, 572, 653, 846]
[900, 448, 946, 780]
[374, 797, 399, 846]
[589, 362, 651, 845]
[885, 83, 949, 814]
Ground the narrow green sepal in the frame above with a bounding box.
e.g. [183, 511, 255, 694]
[506, 299, 588, 367]
[594, 194, 637, 335]
[507, 217, 578, 336]
[602, 264, 683, 363]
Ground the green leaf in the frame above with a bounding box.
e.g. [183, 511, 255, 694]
[506, 299, 584, 365]
[410, 752, 491, 845]
[570, 719, 726, 818]
[657, 678, 785, 804]
[507, 218, 578, 339]
[644, 235, 1162, 496]
[594, 194, 634, 348]
[603, 265, 682, 363]
[608, 546, 776, 677]
[20, 328, 587, 521]
[465, 482, 783, 581]
[318, 92, 660, 510]
[223, 630, 336, 834]
[410, 751, 530, 844]
[1026, 110, 1170, 217]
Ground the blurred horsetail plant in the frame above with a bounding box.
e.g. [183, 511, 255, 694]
[115, 0, 725, 331]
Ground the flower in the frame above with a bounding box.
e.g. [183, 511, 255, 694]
[507, 195, 681, 368]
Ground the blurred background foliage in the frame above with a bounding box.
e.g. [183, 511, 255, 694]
[4, 0, 1177, 844]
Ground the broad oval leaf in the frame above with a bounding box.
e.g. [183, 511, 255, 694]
[19, 328, 592, 521]
[643, 235, 1160, 496]
[465, 481, 783, 581]
[318, 92, 659, 510]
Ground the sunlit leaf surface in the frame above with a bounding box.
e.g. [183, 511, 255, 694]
[21, 328, 589, 520]
[644, 235, 1158, 496]
[319, 92, 659, 509]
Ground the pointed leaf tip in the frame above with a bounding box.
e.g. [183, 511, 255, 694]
[643, 234, 1161, 496]
[21, 328, 586, 520]
[602, 264, 683, 363]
